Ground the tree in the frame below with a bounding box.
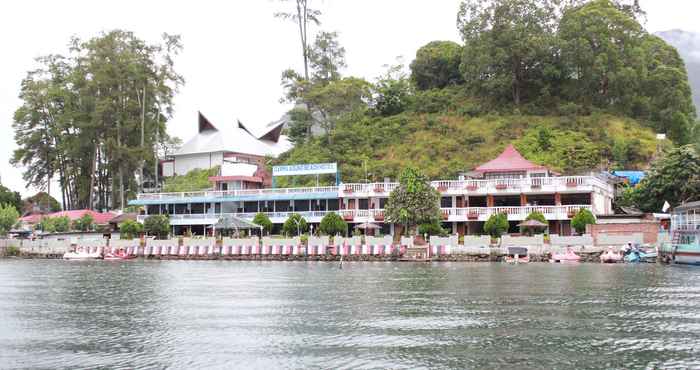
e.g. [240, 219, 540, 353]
[571, 208, 596, 234]
[458, 0, 558, 105]
[631, 145, 700, 212]
[23, 192, 61, 214]
[43, 216, 70, 233]
[12, 30, 184, 211]
[385, 167, 441, 235]
[252, 212, 273, 235]
[484, 212, 509, 238]
[308, 31, 346, 84]
[72, 214, 94, 232]
[522, 211, 548, 235]
[410, 41, 464, 90]
[275, 0, 321, 81]
[304, 77, 372, 144]
[144, 215, 170, 239]
[0, 185, 22, 214]
[0, 204, 19, 236]
[319, 212, 346, 236]
[374, 63, 414, 117]
[162, 166, 219, 192]
[283, 213, 308, 236]
[119, 219, 143, 240]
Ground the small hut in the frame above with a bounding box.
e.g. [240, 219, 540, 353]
[214, 214, 261, 237]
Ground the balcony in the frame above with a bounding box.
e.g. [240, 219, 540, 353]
[131, 185, 340, 205]
[137, 205, 591, 226]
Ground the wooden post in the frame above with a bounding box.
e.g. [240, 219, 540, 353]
[520, 193, 527, 206]
[554, 192, 562, 206]
[487, 195, 494, 207]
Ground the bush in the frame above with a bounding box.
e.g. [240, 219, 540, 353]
[484, 213, 509, 238]
[39, 216, 70, 233]
[252, 213, 273, 235]
[72, 214, 94, 232]
[6, 245, 20, 256]
[144, 215, 170, 239]
[418, 221, 447, 237]
[571, 209, 596, 234]
[282, 213, 308, 236]
[119, 219, 144, 240]
[0, 203, 19, 236]
[319, 212, 347, 236]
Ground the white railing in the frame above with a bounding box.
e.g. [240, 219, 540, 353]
[135, 176, 611, 202]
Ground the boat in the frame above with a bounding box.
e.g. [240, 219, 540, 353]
[663, 202, 700, 266]
[622, 244, 657, 263]
[505, 247, 529, 264]
[600, 247, 622, 263]
[63, 246, 102, 260]
[550, 247, 581, 263]
[103, 248, 136, 261]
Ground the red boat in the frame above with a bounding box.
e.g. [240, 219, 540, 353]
[104, 248, 136, 260]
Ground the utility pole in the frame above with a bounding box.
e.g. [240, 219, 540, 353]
[154, 107, 160, 191]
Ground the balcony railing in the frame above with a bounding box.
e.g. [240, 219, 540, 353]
[137, 205, 592, 225]
[134, 176, 611, 203]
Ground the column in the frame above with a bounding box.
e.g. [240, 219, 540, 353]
[487, 194, 494, 207]
[554, 192, 562, 206]
[520, 193, 527, 206]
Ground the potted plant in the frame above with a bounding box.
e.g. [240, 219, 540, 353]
[466, 184, 478, 191]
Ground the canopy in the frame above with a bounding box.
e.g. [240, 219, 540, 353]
[214, 215, 260, 230]
[356, 222, 381, 230]
[517, 219, 548, 228]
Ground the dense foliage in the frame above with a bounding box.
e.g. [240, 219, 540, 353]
[384, 167, 441, 235]
[484, 213, 509, 237]
[0, 204, 19, 236]
[162, 166, 219, 192]
[628, 145, 700, 212]
[39, 216, 71, 233]
[12, 30, 184, 210]
[283, 213, 308, 236]
[23, 192, 61, 214]
[571, 208, 596, 234]
[0, 186, 22, 214]
[410, 41, 464, 90]
[318, 212, 347, 236]
[144, 215, 170, 239]
[252, 212, 273, 235]
[119, 219, 143, 240]
[72, 214, 94, 232]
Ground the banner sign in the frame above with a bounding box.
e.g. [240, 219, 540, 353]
[272, 163, 337, 177]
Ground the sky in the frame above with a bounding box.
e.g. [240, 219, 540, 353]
[0, 0, 698, 198]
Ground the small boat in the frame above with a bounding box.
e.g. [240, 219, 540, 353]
[600, 248, 622, 263]
[505, 247, 529, 264]
[623, 245, 657, 263]
[550, 248, 581, 263]
[63, 246, 102, 260]
[104, 248, 136, 261]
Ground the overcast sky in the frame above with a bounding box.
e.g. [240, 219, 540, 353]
[0, 0, 698, 198]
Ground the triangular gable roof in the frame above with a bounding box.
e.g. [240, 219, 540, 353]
[474, 144, 548, 173]
[199, 112, 217, 133]
[238, 119, 285, 143]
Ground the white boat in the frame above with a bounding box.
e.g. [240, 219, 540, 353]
[63, 246, 102, 260]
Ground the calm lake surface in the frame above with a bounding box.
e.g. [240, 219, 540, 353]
[0, 260, 699, 370]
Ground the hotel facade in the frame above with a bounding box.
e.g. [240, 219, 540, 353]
[133, 136, 614, 236]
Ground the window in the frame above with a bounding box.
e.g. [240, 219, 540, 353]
[294, 200, 310, 212]
[358, 199, 369, 210]
[244, 202, 258, 213]
[191, 203, 204, 214]
[441, 197, 452, 208]
[327, 199, 340, 211]
[275, 200, 290, 212]
[175, 204, 188, 214]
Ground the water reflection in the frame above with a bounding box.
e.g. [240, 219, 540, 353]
[0, 260, 699, 369]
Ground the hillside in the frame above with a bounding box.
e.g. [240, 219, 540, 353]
[276, 88, 661, 184]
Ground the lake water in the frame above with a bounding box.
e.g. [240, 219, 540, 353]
[0, 260, 699, 370]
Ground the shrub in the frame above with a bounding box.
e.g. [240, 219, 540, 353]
[418, 221, 447, 237]
[144, 215, 170, 239]
[319, 212, 347, 236]
[39, 216, 70, 233]
[6, 245, 20, 256]
[282, 213, 308, 236]
[119, 219, 144, 240]
[571, 209, 596, 234]
[0, 203, 19, 236]
[252, 213, 273, 235]
[72, 214, 94, 232]
[484, 213, 509, 238]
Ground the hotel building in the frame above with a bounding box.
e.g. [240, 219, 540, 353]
[133, 132, 614, 236]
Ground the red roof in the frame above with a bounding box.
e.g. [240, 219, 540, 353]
[474, 144, 548, 173]
[20, 209, 117, 224]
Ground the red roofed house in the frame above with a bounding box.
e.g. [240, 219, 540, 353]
[20, 209, 117, 228]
